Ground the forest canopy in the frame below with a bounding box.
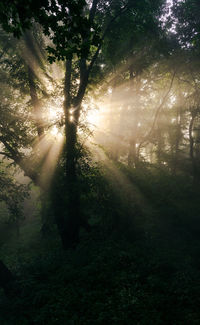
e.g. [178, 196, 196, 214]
[0, 1, 200, 324]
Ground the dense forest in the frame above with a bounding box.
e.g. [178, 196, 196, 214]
[0, 0, 200, 324]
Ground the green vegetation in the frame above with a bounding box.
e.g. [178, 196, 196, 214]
[0, 0, 200, 324]
[1, 166, 200, 324]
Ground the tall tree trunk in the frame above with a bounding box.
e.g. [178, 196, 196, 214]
[63, 114, 81, 249]
[128, 139, 138, 167]
[28, 67, 44, 138]
[54, 59, 85, 249]
[172, 101, 182, 175]
[157, 127, 164, 166]
[189, 112, 197, 182]
[128, 67, 139, 167]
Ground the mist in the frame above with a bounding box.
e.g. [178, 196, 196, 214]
[0, 0, 200, 324]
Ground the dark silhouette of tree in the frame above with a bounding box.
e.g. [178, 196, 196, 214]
[0, 0, 165, 248]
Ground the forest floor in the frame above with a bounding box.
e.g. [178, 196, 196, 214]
[0, 166, 200, 324]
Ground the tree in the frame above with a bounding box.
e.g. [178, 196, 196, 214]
[0, 161, 28, 232]
[0, 0, 166, 248]
[172, 0, 200, 50]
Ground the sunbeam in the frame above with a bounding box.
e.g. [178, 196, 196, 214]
[39, 135, 64, 188]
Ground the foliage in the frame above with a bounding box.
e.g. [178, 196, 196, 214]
[0, 1, 200, 324]
[0, 162, 29, 223]
[172, 0, 200, 50]
[1, 164, 200, 324]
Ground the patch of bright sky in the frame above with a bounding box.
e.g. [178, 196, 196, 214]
[160, 0, 184, 34]
[160, 0, 176, 32]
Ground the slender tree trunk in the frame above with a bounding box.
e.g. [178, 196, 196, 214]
[128, 139, 138, 166]
[157, 127, 164, 166]
[28, 67, 44, 138]
[128, 67, 139, 167]
[189, 112, 197, 182]
[172, 103, 182, 175]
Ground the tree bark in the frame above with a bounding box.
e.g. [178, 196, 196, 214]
[128, 139, 138, 167]
[53, 59, 83, 249]
[189, 111, 198, 182]
[157, 127, 164, 166]
[128, 66, 139, 167]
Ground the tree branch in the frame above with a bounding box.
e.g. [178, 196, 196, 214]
[88, 3, 129, 74]
[149, 71, 176, 135]
[0, 136, 40, 186]
[72, 0, 99, 109]
[89, 0, 99, 25]
[64, 59, 72, 108]
[0, 152, 12, 159]
[64, 58, 72, 126]
[138, 70, 176, 150]
[73, 58, 89, 111]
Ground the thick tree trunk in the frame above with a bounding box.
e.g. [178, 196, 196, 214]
[54, 52, 91, 249]
[63, 118, 81, 249]
[53, 59, 84, 249]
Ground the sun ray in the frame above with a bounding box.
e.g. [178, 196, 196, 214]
[39, 136, 64, 188]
